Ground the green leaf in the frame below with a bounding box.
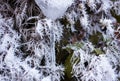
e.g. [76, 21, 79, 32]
[94, 48, 104, 55]
[64, 54, 73, 78]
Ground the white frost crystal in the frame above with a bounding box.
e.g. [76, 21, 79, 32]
[71, 42, 119, 81]
[35, 0, 73, 19]
[1, 0, 120, 81]
[41, 76, 51, 81]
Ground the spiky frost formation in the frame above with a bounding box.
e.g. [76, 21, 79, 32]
[68, 41, 119, 81]
[0, 0, 120, 81]
[0, 1, 64, 81]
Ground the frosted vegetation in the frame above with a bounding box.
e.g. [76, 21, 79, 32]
[0, 0, 120, 81]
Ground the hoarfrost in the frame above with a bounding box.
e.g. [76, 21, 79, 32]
[71, 41, 119, 81]
[41, 76, 51, 81]
[1, 0, 120, 81]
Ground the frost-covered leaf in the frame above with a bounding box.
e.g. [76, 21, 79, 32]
[63, 42, 84, 51]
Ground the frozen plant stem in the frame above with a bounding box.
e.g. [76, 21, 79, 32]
[50, 25, 56, 69]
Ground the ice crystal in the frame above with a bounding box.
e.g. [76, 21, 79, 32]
[1, 0, 120, 81]
[71, 41, 119, 81]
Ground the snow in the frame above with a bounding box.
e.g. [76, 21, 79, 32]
[35, 0, 73, 20]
